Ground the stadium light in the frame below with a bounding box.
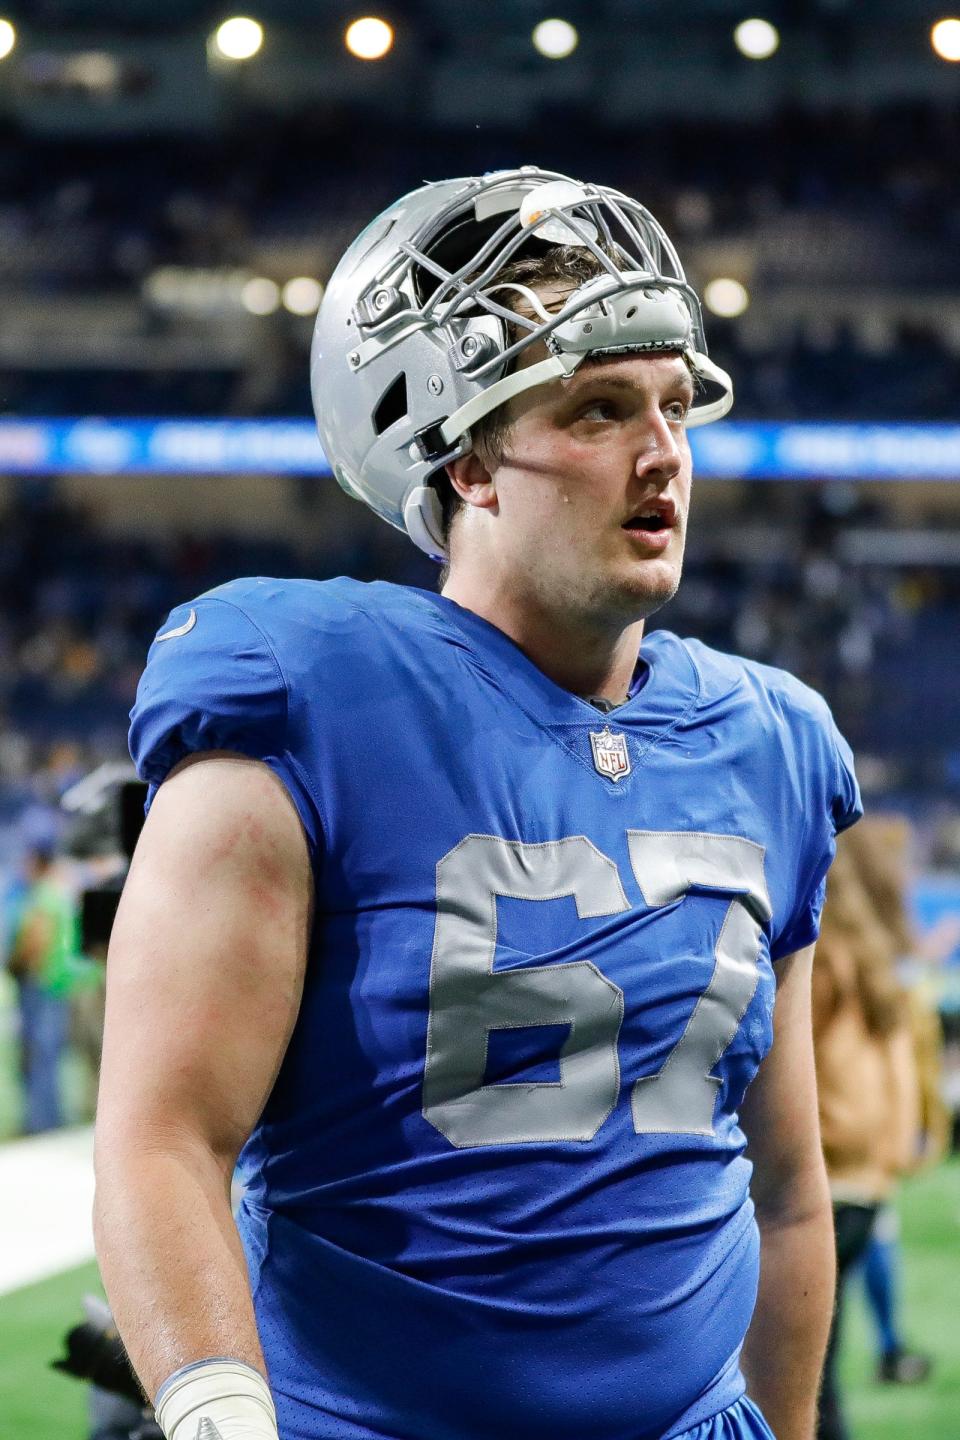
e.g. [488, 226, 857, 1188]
[241, 277, 280, 315]
[931, 17, 960, 61]
[282, 277, 324, 315]
[0, 18, 16, 61]
[532, 18, 579, 60]
[733, 18, 780, 59]
[703, 278, 750, 319]
[344, 17, 394, 61]
[213, 16, 265, 62]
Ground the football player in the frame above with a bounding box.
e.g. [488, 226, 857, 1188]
[94, 169, 860, 1440]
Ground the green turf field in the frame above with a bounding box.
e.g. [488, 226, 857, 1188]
[1, 1159, 957, 1439]
[0, 1259, 100, 1438]
[839, 1158, 960, 1439]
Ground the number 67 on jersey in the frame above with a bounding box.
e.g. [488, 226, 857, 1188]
[423, 829, 772, 1149]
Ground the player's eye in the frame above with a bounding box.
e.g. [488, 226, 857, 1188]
[577, 399, 620, 423]
[663, 399, 690, 424]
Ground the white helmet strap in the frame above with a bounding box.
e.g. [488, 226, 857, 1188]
[403, 485, 447, 558]
[437, 345, 732, 450]
[438, 352, 579, 448]
[684, 353, 736, 429]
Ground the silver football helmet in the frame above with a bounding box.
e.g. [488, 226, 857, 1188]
[310, 166, 733, 560]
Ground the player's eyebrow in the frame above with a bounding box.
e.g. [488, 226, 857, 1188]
[566, 365, 696, 404]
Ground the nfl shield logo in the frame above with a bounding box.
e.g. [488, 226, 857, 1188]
[589, 727, 631, 782]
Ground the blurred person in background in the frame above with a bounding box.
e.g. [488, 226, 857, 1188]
[69, 934, 109, 1124]
[812, 828, 921, 1440]
[844, 817, 949, 1385]
[7, 841, 81, 1133]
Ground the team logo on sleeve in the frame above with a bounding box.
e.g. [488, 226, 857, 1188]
[155, 608, 197, 642]
[589, 727, 631, 782]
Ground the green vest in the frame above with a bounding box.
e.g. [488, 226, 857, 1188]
[15, 877, 87, 998]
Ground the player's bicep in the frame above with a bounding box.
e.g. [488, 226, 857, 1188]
[97, 753, 312, 1168]
[740, 943, 828, 1219]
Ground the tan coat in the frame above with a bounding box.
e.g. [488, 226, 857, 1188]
[813, 819, 927, 1203]
[815, 994, 920, 1203]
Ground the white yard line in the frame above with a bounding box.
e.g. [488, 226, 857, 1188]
[0, 1125, 96, 1296]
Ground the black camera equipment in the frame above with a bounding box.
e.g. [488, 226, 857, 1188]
[50, 1295, 162, 1440]
[61, 764, 148, 951]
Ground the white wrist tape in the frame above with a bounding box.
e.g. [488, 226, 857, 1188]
[155, 1359, 279, 1440]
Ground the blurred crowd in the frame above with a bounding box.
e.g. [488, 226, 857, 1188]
[0, 485, 426, 804]
[3, 101, 959, 284]
[2, 100, 960, 421]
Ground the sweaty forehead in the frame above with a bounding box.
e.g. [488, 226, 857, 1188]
[564, 352, 694, 396]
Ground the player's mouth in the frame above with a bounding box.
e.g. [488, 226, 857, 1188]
[621, 499, 677, 551]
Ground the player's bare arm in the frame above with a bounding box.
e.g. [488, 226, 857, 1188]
[93, 753, 311, 1426]
[740, 942, 836, 1440]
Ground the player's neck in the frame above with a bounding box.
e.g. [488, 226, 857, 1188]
[441, 574, 645, 704]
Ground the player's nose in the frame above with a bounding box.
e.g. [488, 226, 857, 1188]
[633, 412, 684, 487]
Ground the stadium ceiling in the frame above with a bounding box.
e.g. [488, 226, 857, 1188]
[8, 0, 956, 34]
[1, 1, 956, 130]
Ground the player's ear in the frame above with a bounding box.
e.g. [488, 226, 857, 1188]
[445, 451, 497, 513]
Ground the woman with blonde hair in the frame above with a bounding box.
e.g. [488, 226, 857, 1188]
[812, 826, 920, 1440]
[842, 818, 947, 1383]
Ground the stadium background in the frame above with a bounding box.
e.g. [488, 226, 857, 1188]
[0, 2, 959, 1436]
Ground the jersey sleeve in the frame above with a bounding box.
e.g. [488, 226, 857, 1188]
[129, 594, 323, 858]
[770, 711, 862, 961]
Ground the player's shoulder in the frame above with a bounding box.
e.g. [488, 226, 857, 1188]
[191, 574, 414, 627]
[661, 631, 834, 731]
[173, 575, 433, 657]
[136, 575, 418, 722]
[658, 632, 860, 830]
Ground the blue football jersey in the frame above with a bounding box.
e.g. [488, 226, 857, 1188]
[130, 577, 861, 1440]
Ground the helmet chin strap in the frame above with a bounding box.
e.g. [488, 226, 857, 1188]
[684, 353, 735, 429]
[404, 485, 448, 560]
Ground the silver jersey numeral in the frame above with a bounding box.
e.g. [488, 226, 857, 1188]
[422, 836, 628, 1147]
[422, 830, 771, 1148]
[626, 831, 772, 1135]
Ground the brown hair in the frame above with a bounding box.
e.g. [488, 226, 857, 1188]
[842, 815, 914, 959]
[814, 833, 906, 1041]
